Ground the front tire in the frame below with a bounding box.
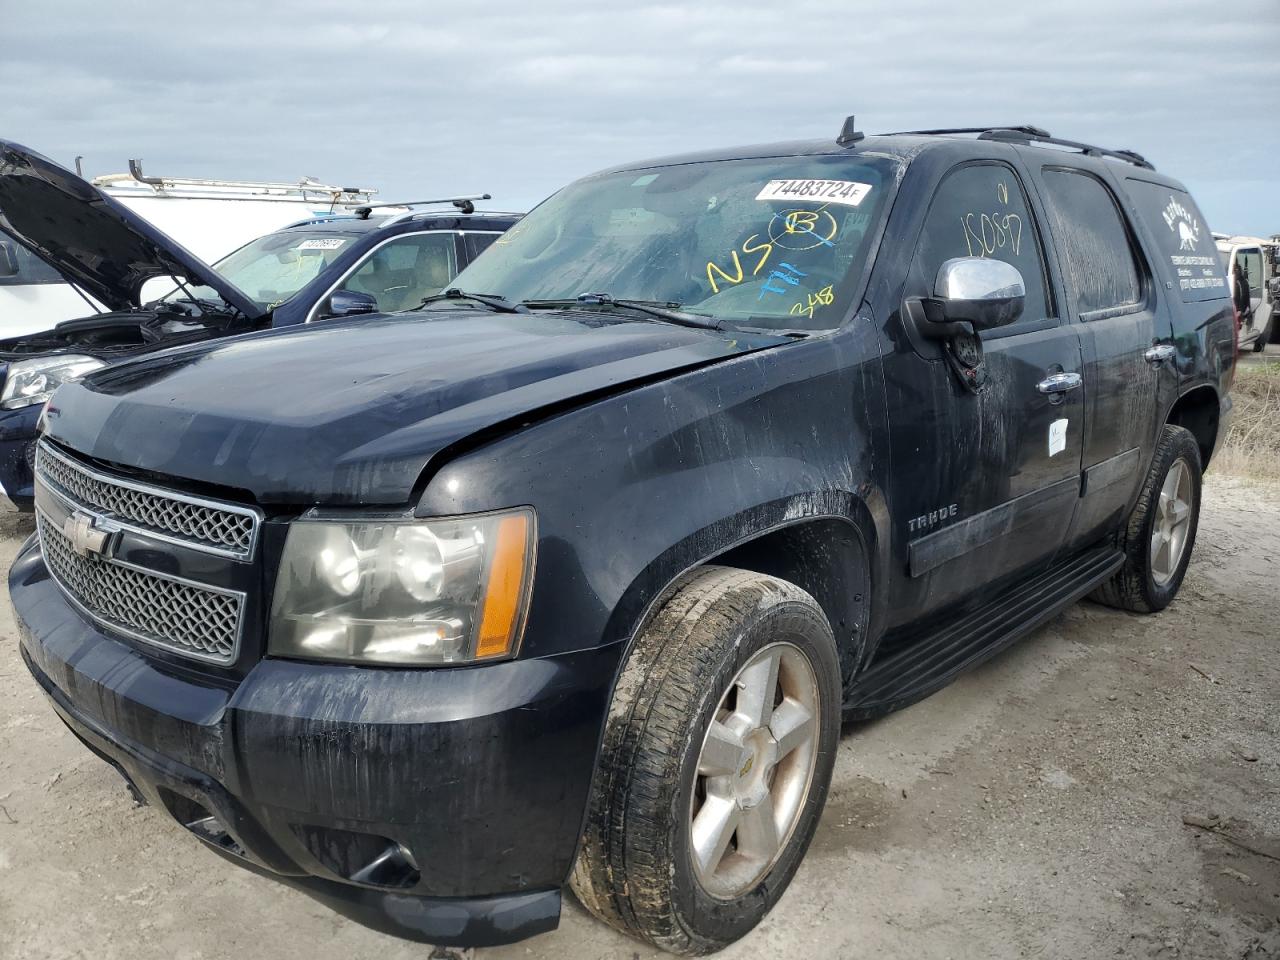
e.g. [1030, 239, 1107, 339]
[1251, 312, 1272, 352]
[571, 566, 840, 955]
[1091, 424, 1202, 613]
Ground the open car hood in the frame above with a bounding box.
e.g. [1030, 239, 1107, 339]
[0, 140, 264, 319]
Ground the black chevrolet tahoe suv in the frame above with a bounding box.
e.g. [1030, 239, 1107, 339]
[11, 120, 1235, 955]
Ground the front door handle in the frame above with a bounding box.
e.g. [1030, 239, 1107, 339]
[1144, 343, 1176, 364]
[1036, 372, 1083, 395]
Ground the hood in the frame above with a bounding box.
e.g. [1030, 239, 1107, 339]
[0, 140, 264, 319]
[42, 310, 789, 505]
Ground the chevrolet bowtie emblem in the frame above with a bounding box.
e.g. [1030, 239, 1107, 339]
[63, 512, 113, 558]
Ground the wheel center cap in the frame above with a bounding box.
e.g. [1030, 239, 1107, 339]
[734, 729, 778, 808]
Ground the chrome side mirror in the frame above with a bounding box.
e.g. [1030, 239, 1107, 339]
[928, 257, 1026, 330]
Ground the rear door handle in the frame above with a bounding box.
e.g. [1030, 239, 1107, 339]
[1144, 344, 1176, 364]
[1036, 372, 1083, 395]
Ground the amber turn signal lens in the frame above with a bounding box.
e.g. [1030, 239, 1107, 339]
[475, 512, 533, 659]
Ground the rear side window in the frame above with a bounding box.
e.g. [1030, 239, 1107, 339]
[914, 163, 1051, 320]
[1041, 169, 1142, 316]
[1123, 178, 1227, 303]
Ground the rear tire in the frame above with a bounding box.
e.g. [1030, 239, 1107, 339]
[1091, 424, 1202, 613]
[571, 566, 840, 955]
[1251, 313, 1272, 352]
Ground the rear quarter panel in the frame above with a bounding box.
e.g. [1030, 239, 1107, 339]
[1118, 174, 1235, 412]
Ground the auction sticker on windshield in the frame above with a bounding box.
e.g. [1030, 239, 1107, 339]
[298, 238, 346, 250]
[756, 180, 872, 207]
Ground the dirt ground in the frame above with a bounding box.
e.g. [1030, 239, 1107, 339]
[1, 472, 1278, 960]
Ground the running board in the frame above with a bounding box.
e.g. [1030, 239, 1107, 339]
[844, 546, 1123, 721]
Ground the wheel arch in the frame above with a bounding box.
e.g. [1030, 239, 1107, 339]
[603, 491, 884, 689]
[1165, 384, 1221, 469]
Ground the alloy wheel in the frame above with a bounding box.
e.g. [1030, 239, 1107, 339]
[689, 641, 820, 899]
[1150, 458, 1193, 587]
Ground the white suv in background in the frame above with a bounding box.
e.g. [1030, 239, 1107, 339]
[1215, 234, 1278, 352]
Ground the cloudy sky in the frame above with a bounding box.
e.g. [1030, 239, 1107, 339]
[3, 0, 1277, 234]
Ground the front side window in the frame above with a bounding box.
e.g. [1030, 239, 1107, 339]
[339, 233, 457, 313]
[912, 163, 1052, 322]
[449, 155, 898, 331]
[166, 231, 356, 309]
[1042, 169, 1142, 315]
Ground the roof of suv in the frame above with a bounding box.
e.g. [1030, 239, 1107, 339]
[275, 210, 523, 235]
[598, 125, 1186, 190]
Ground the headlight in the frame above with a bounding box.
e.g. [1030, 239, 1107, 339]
[269, 508, 535, 666]
[1, 354, 106, 410]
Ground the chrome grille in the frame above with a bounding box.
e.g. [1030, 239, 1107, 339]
[36, 442, 258, 560]
[37, 509, 243, 664]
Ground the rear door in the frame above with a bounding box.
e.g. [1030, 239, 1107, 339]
[1031, 163, 1172, 547]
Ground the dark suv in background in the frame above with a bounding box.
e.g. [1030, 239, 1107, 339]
[0, 140, 519, 510]
[12, 120, 1234, 955]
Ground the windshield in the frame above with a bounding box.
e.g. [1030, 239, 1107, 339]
[165, 231, 356, 309]
[450, 154, 897, 331]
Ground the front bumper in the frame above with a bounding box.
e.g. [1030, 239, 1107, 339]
[12, 536, 622, 948]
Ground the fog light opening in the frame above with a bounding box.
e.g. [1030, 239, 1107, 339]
[158, 788, 246, 857]
[291, 822, 422, 890]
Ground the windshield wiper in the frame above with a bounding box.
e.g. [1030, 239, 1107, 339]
[414, 288, 529, 314]
[524, 294, 727, 331]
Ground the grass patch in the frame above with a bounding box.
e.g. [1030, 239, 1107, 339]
[1215, 360, 1280, 480]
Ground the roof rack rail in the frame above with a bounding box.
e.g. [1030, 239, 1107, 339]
[976, 128, 1154, 170]
[886, 125, 1052, 139]
[879, 125, 1155, 170]
[355, 194, 492, 221]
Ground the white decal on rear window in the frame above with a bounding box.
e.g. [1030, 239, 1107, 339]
[1161, 195, 1226, 293]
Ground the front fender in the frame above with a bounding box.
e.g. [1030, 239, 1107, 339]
[417, 322, 891, 663]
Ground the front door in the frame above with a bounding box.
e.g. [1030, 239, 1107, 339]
[883, 159, 1084, 627]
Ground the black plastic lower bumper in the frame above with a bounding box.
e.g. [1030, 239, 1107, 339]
[12, 537, 623, 948]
